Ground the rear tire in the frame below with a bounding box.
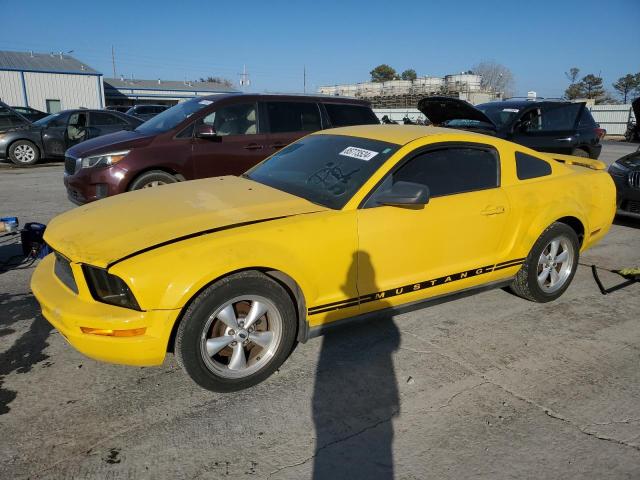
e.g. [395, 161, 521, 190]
[571, 148, 590, 158]
[510, 222, 579, 303]
[128, 170, 178, 190]
[175, 271, 297, 392]
[9, 140, 40, 166]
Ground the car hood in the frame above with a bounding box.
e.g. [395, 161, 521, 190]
[66, 130, 156, 158]
[417, 96, 497, 129]
[45, 176, 326, 268]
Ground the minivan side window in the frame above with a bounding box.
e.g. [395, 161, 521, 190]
[200, 103, 258, 136]
[324, 103, 379, 127]
[539, 103, 582, 131]
[369, 146, 499, 205]
[266, 102, 321, 133]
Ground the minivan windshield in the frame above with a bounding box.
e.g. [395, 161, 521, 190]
[245, 134, 399, 209]
[135, 98, 213, 134]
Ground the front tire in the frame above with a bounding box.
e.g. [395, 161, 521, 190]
[510, 222, 579, 303]
[175, 271, 297, 392]
[9, 140, 40, 166]
[128, 170, 178, 190]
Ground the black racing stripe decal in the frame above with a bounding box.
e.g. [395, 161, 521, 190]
[308, 258, 524, 315]
[107, 215, 295, 268]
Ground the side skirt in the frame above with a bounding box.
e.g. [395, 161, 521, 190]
[306, 278, 514, 340]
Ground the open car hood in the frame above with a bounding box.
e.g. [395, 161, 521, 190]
[632, 97, 640, 123]
[417, 96, 497, 129]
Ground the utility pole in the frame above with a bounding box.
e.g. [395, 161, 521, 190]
[303, 65, 306, 93]
[111, 46, 116, 78]
[239, 65, 250, 90]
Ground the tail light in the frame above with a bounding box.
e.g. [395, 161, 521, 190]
[595, 127, 606, 140]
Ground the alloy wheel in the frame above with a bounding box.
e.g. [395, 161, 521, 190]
[536, 236, 575, 293]
[199, 295, 282, 378]
[14, 144, 36, 163]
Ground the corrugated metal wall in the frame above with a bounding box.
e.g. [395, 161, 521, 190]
[0, 70, 26, 106]
[588, 104, 633, 136]
[23, 72, 102, 111]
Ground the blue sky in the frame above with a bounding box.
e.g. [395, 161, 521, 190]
[1, 0, 638, 99]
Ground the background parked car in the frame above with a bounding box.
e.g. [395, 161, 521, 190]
[418, 97, 605, 158]
[624, 97, 639, 142]
[64, 93, 380, 204]
[125, 104, 169, 121]
[608, 147, 640, 218]
[0, 109, 142, 166]
[0, 101, 31, 132]
[10, 106, 48, 122]
[106, 106, 133, 114]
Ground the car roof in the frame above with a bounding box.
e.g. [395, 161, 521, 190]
[198, 92, 371, 105]
[479, 99, 578, 109]
[313, 124, 485, 145]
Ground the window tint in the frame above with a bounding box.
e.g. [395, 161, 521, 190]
[324, 104, 379, 127]
[201, 103, 257, 135]
[578, 108, 596, 128]
[266, 102, 321, 133]
[515, 151, 552, 180]
[540, 103, 581, 131]
[91, 112, 126, 126]
[388, 146, 499, 198]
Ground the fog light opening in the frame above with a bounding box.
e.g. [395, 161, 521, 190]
[80, 327, 146, 337]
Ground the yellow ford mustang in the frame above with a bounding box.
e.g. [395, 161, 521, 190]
[31, 125, 615, 391]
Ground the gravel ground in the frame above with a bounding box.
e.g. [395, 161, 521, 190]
[0, 141, 639, 479]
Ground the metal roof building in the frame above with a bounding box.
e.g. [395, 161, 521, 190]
[103, 77, 238, 106]
[0, 50, 104, 113]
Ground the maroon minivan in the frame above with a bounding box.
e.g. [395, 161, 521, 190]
[64, 94, 379, 204]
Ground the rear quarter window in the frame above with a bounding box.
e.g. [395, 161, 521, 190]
[515, 151, 552, 180]
[324, 103, 379, 127]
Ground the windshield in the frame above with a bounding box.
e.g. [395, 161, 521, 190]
[135, 98, 213, 134]
[476, 104, 522, 129]
[32, 113, 62, 127]
[246, 134, 399, 209]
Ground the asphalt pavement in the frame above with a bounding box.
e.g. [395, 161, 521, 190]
[1, 141, 639, 479]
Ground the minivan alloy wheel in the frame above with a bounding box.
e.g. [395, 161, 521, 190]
[536, 236, 574, 293]
[199, 295, 282, 379]
[13, 144, 36, 163]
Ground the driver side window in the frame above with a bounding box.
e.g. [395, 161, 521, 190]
[67, 112, 88, 141]
[366, 145, 499, 207]
[200, 103, 257, 136]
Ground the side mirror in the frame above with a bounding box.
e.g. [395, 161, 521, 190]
[376, 181, 430, 207]
[195, 124, 219, 139]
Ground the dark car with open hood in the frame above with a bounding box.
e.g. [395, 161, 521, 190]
[609, 146, 640, 219]
[418, 97, 604, 159]
[64, 93, 379, 205]
[0, 108, 142, 167]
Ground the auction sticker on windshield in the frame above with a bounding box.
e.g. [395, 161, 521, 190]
[339, 146, 379, 161]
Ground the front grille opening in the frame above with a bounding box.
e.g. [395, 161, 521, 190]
[64, 156, 77, 175]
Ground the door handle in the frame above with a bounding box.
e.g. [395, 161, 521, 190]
[555, 137, 573, 142]
[481, 205, 505, 216]
[244, 143, 263, 150]
[270, 143, 287, 149]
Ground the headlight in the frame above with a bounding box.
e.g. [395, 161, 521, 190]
[82, 265, 140, 310]
[608, 162, 628, 175]
[80, 150, 129, 169]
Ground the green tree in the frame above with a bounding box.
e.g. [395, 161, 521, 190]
[400, 69, 417, 81]
[370, 64, 397, 83]
[581, 74, 605, 100]
[565, 83, 584, 100]
[612, 73, 640, 103]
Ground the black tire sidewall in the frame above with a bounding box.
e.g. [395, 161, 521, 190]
[9, 140, 40, 166]
[176, 272, 297, 392]
[524, 223, 579, 302]
[128, 171, 177, 190]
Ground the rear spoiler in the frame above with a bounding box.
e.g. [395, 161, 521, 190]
[549, 153, 607, 171]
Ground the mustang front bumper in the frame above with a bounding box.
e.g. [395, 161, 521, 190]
[31, 254, 180, 366]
